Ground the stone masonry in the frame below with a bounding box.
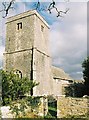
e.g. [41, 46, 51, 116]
[57, 97, 89, 118]
[4, 10, 53, 96]
[4, 9, 76, 97]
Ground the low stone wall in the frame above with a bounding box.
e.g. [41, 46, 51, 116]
[38, 96, 48, 116]
[57, 97, 89, 118]
[2, 96, 89, 118]
[1, 106, 14, 118]
[1, 96, 48, 118]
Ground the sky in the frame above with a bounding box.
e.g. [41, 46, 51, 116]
[0, 0, 87, 80]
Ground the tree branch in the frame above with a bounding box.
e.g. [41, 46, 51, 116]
[0, 0, 15, 18]
[47, 0, 69, 17]
[0, 0, 69, 18]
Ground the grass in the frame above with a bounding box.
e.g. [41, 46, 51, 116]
[48, 106, 57, 111]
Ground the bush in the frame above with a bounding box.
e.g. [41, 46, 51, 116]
[1, 70, 39, 105]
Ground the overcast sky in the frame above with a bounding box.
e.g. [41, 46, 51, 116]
[0, 0, 87, 80]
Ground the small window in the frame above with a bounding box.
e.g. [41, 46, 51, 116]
[17, 22, 22, 30]
[41, 25, 44, 32]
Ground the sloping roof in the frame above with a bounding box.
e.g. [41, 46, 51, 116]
[52, 66, 73, 81]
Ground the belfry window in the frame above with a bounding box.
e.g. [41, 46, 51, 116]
[41, 25, 44, 32]
[17, 22, 22, 30]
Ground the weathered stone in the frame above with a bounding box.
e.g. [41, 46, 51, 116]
[3, 10, 76, 97]
[4, 10, 53, 96]
[57, 97, 89, 118]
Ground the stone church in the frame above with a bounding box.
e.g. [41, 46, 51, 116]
[4, 10, 74, 97]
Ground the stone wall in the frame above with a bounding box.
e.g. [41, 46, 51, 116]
[4, 10, 53, 96]
[37, 96, 48, 116]
[57, 97, 89, 118]
[1, 96, 48, 118]
[1, 96, 89, 118]
[4, 11, 35, 74]
[4, 50, 32, 77]
[53, 79, 62, 96]
[6, 15, 35, 52]
[33, 49, 53, 96]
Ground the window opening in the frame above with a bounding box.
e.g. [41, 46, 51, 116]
[17, 22, 22, 30]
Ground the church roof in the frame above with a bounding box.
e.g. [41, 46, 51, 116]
[52, 66, 73, 81]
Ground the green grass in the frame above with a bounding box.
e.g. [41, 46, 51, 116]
[47, 105, 57, 118]
[48, 106, 57, 112]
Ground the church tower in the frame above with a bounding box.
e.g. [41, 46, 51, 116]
[4, 10, 53, 96]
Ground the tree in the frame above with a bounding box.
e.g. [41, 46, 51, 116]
[0, 0, 69, 18]
[65, 82, 85, 97]
[1, 70, 38, 105]
[1, 70, 41, 118]
[82, 56, 89, 95]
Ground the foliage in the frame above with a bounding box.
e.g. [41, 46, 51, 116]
[26, 96, 41, 110]
[82, 56, 89, 95]
[47, 95, 56, 103]
[1, 70, 39, 105]
[47, 95, 57, 118]
[10, 98, 27, 117]
[10, 96, 41, 118]
[1, 69, 41, 118]
[44, 112, 55, 118]
[65, 82, 85, 97]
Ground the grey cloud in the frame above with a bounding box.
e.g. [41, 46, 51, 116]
[49, 2, 87, 80]
[70, 72, 83, 80]
[0, 57, 3, 69]
[0, 36, 5, 46]
[0, 2, 87, 80]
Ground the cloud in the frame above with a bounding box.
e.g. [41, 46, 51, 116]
[49, 2, 87, 80]
[7, 2, 26, 17]
[0, 46, 5, 68]
[0, 1, 87, 80]
[0, 46, 5, 58]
